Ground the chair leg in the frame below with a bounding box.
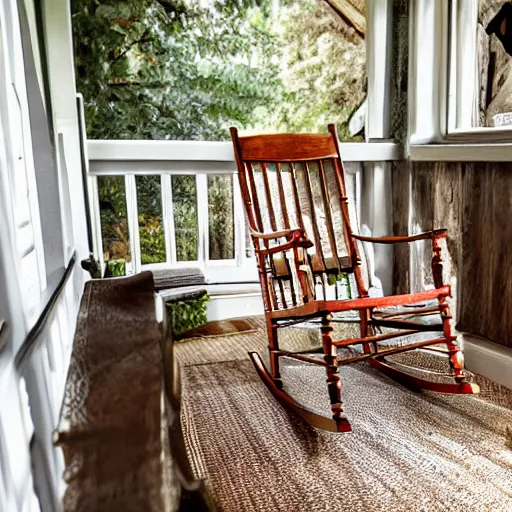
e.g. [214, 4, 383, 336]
[321, 314, 346, 424]
[360, 308, 373, 355]
[439, 298, 465, 382]
[267, 320, 283, 389]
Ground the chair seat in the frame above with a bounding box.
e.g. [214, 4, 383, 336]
[372, 299, 443, 330]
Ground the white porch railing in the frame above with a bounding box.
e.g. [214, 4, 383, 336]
[86, 140, 401, 283]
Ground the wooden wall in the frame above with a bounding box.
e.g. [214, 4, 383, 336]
[391, 161, 512, 348]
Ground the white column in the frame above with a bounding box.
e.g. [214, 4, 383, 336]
[362, 0, 394, 295]
[43, 0, 90, 263]
[125, 175, 141, 273]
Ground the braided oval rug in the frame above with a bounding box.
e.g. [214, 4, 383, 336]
[176, 318, 512, 512]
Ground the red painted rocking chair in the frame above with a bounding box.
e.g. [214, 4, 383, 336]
[230, 125, 479, 433]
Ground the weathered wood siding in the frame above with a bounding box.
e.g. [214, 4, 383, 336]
[392, 161, 512, 348]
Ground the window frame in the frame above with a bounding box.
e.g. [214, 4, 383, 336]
[408, 0, 512, 158]
[0, 0, 47, 326]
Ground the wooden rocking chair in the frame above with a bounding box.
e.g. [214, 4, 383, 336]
[230, 125, 479, 433]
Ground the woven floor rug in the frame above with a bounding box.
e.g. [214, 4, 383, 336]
[176, 317, 261, 342]
[177, 319, 512, 512]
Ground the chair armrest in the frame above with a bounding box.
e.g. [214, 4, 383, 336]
[351, 229, 447, 245]
[250, 227, 314, 254]
[250, 227, 303, 240]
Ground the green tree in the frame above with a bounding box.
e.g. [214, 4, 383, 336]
[72, 0, 291, 140]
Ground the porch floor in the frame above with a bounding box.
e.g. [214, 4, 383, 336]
[175, 317, 512, 512]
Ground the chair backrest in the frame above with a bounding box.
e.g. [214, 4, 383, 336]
[231, 124, 368, 312]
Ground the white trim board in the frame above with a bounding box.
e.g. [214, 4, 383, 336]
[409, 143, 512, 162]
[87, 140, 403, 163]
[463, 334, 512, 391]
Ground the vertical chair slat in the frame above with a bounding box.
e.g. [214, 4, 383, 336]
[290, 162, 315, 301]
[318, 159, 342, 270]
[261, 163, 287, 308]
[231, 128, 272, 312]
[276, 163, 290, 229]
[333, 159, 359, 263]
[261, 163, 277, 231]
[246, 162, 265, 233]
[290, 163, 305, 231]
[275, 163, 297, 306]
[304, 161, 327, 272]
[247, 162, 279, 310]
[329, 126, 368, 299]
[240, 161, 272, 310]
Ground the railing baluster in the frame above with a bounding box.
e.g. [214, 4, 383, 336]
[161, 174, 177, 265]
[233, 173, 245, 266]
[88, 175, 104, 270]
[196, 173, 209, 266]
[125, 174, 141, 274]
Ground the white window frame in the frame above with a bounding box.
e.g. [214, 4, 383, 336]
[0, 0, 47, 326]
[408, 0, 512, 160]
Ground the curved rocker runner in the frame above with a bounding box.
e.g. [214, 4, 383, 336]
[230, 124, 479, 433]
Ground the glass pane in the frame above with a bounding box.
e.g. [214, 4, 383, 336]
[72, 0, 366, 141]
[461, 2, 512, 128]
[97, 176, 130, 263]
[136, 175, 166, 264]
[245, 216, 253, 259]
[172, 175, 198, 261]
[208, 175, 234, 260]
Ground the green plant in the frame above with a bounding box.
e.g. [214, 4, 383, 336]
[165, 294, 210, 335]
[105, 258, 126, 277]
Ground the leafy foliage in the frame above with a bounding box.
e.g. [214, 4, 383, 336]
[136, 175, 166, 264]
[208, 175, 234, 260]
[165, 293, 210, 335]
[172, 175, 198, 261]
[105, 258, 127, 277]
[97, 176, 130, 262]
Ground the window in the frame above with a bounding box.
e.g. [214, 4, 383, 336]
[73, 0, 369, 280]
[409, 0, 512, 145]
[448, 0, 512, 138]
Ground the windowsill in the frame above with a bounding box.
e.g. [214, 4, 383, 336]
[409, 143, 512, 162]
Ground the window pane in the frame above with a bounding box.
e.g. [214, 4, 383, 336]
[172, 175, 198, 261]
[457, 2, 512, 129]
[245, 216, 253, 259]
[208, 175, 234, 260]
[97, 176, 130, 263]
[72, 0, 366, 141]
[136, 175, 165, 264]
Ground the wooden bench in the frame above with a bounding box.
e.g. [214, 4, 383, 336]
[54, 272, 212, 511]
